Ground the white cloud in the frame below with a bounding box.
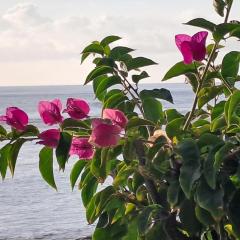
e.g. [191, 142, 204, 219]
[0, 1, 239, 85]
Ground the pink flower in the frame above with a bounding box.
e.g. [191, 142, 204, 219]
[69, 137, 94, 159]
[175, 31, 208, 64]
[37, 129, 60, 148]
[89, 119, 122, 148]
[0, 107, 28, 131]
[38, 99, 63, 125]
[103, 108, 128, 129]
[63, 98, 90, 120]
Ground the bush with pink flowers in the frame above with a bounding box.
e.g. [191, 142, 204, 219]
[1, 1, 240, 239]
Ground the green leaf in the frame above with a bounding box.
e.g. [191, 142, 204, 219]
[203, 144, 223, 189]
[56, 132, 72, 171]
[8, 138, 26, 176]
[138, 205, 167, 237]
[96, 76, 122, 99]
[165, 109, 183, 123]
[81, 176, 98, 207]
[178, 139, 201, 199]
[213, 23, 240, 41]
[86, 186, 115, 224]
[213, 0, 226, 17]
[0, 144, 11, 179]
[140, 88, 173, 104]
[0, 125, 7, 137]
[214, 142, 234, 171]
[167, 180, 181, 207]
[82, 43, 104, 55]
[228, 189, 240, 238]
[126, 117, 155, 129]
[70, 160, 88, 190]
[132, 71, 149, 84]
[126, 57, 157, 71]
[39, 147, 57, 190]
[85, 66, 113, 85]
[221, 51, 240, 80]
[165, 117, 185, 139]
[163, 61, 199, 81]
[195, 205, 215, 226]
[103, 92, 128, 109]
[61, 118, 90, 130]
[196, 178, 224, 220]
[179, 199, 201, 235]
[226, 90, 240, 126]
[211, 101, 225, 120]
[185, 18, 216, 32]
[198, 86, 223, 108]
[142, 97, 163, 123]
[109, 46, 134, 60]
[100, 35, 121, 47]
[210, 116, 226, 132]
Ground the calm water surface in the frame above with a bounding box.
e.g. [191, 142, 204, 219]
[0, 84, 193, 240]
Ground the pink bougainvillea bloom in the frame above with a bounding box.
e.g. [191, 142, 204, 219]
[103, 108, 128, 129]
[0, 107, 28, 131]
[69, 137, 94, 159]
[63, 98, 90, 120]
[38, 99, 63, 125]
[175, 31, 208, 64]
[37, 129, 60, 148]
[89, 119, 122, 148]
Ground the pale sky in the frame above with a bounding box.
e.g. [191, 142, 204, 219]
[0, 0, 239, 86]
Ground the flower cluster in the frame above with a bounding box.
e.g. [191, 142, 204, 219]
[0, 98, 127, 160]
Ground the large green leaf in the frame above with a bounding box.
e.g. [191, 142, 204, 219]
[81, 176, 98, 207]
[221, 51, 240, 80]
[0, 144, 11, 179]
[126, 117, 155, 129]
[178, 139, 201, 199]
[213, 23, 240, 41]
[165, 109, 183, 123]
[198, 86, 223, 108]
[70, 160, 88, 190]
[82, 43, 104, 55]
[126, 57, 157, 71]
[56, 132, 72, 171]
[163, 61, 199, 81]
[225, 90, 240, 126]
[142, 97, 164, 123]
[100, 35, 121, 47]
[179, 199, 201, 235]
[39, 147, 57, 189]
[8, 138, 26, 176]
[132, 71, 149, 84]
[85, 66, 113, 85]
[213, 0, 226, 17]
[185, 18, 216, 32]
[165, 117, 185, 139]
[96, 76, 122, 99]
[61, 118, 90, 130]
[86, 186, 115, 224]
[140, 88, 173, 104]
[195, 205, 215, 226]
[196, 178, 224, 220]
[109, 46, 134, 60]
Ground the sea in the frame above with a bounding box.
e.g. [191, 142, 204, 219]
[0, 83, 193, 240]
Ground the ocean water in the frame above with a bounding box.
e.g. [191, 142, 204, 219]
[0, 84, 193, 240]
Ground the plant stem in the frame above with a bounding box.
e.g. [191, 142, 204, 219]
[134, 139, 161, 204]
[183, 1, 234, 131]
[183, 43, 218, 130]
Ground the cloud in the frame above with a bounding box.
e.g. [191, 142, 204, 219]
[0, 2, 185, 63]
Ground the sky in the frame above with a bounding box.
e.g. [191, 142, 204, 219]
[0, 0, 239, 86]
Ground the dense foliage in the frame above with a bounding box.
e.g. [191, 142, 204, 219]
[1, 0, 240, 239]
